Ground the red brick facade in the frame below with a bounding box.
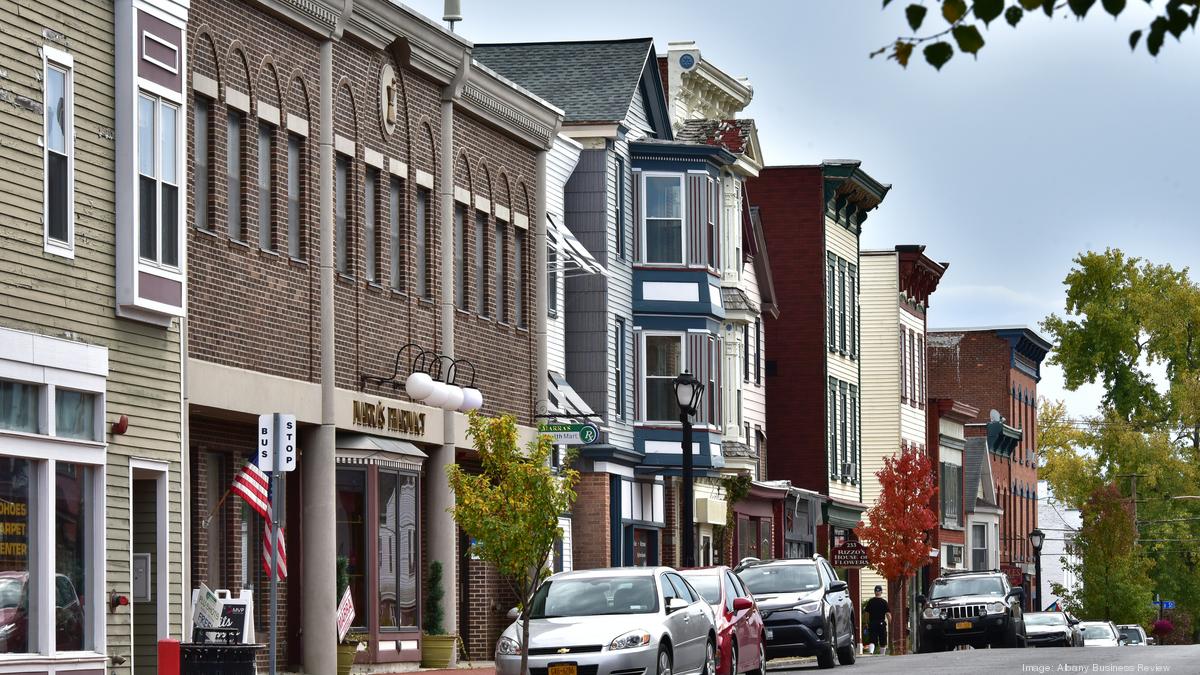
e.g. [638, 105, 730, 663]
[571, 473, 612, 570]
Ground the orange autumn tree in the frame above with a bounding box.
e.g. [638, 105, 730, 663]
[855, 446, 938, 654]
[447, 412, 579, 675]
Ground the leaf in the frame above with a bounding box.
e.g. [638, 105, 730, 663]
[1043, 0, 1056, 16]
[1068, 0, 1098, 18]
[952, 24, 986, 55]
[1147, 17, 1167, 55]
[1006, 5, 1025, 25]
[1102, 0, 1127, 17]
[883, 0, 896, 6]
[923, 41, 955, 69]
[906, 3, 928, 31]
[892, 41, 916, 67]
[1129, 29, 1142, 50]
[943, 0, 968, 23]
[1167, 5, 1190, 38]
[1019, 0, 1042, 9]
[974, 0, 1004, 24]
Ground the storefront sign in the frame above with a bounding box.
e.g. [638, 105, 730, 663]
[0, 500, 28, 561]
[336, 587, 356, 643]
[538, 422, 598, 445]
[351, 400, 427, 438]
[830, 541, 869, 568]
[1002, 565, 1025, 587]
[193, 583, 222, 628]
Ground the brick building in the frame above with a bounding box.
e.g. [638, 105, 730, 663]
[182, 0, 561, 669]
[927, 327, 1050, 610]
[746, 162, 890, 625]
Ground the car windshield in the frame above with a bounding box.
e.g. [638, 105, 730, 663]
[929, 576, 1005, 599]
[680, 574, 721, 605]
[739, 564, 820, 594]
[528, 576, 658, 618]
[1025, 613, 1067, 626]
[0, 578, 23, 610]
[1082, 625, 1116, 640]
[1118, 628, 1143, 643]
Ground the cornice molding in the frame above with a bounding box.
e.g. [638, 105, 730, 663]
[252, 0, 347, 38]
[460, 62, 562, 150]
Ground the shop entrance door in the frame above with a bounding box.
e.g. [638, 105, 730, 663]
[131, 460, 169, 675]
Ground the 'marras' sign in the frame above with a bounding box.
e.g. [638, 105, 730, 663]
[351, 400, 426, 437]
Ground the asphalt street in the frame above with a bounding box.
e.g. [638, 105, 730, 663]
[767, 646, 1200, 674]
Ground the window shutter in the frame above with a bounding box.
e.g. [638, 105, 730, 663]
[633, 335, 641, 421]
[899, 327, 907, 403]
[632, 171, 642, 261]
[711, 177, 721, 270]
[826, 254, 836, 352]
[687, 174, 706, 266]
[687, 332, 706, 425]
[827, 377, 837, 478]
[848, 264, 858, 359]
[715, 336, 723, 430]
[918, 334, 925, 408]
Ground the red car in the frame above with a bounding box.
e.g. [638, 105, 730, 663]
[680, 566, 766, 675]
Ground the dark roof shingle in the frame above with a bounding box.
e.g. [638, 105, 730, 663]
[473, 39, 653, 124]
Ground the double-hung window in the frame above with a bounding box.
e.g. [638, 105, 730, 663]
[335, 154, 350, 274]
[257, 122, 274, 250]
[494, 220, 507, 320]
[615, 156, 627, 259]
[389, 177, 403, 290]
[474, 211, 488, 315]
[642, 174, 683, 264]
[514, 228, 526, 326]
[138, 94, 181, 267]
[454, 205, 466, 309]
[195, 97, 213, 232]
[286, 133, 304, 259]
[364, 169, 379, 282]
[44, 48, 73, 255]
[643, 334, 682, 422]
[826, 254, 837, 351]
[827, 377, 838, 478]
[615, 319, 626, 420]
[837, 260, 847, 354]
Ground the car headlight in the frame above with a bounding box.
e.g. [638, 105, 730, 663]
[497, 636, 522, 655]
[922, 607, 944, 619]
[610, 630, 652, 651]
[986, 602, 1006, 615]
[792, 600, 822, 614]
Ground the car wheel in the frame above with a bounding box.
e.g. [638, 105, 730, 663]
[729, 642, 738, 675]
[746, 638, 766, 675]
[657, 645, 673, 675]
[702, 640, 717, 675]
[836, 624, 856, 665]
[816, 622, 836, 669]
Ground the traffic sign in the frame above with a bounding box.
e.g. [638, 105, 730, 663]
[276, 414, 297, 472]
[538, 422, 599, 445]
[258, 414, 274, 469]
[1155, 600, 1176, 609]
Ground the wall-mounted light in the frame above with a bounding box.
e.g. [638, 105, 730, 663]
[111, 414, 129, 436]
[363, 345, 485, 412]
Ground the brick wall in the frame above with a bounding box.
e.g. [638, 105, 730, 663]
[571, 473, 612, 569]
[463, 559, 519, 659]
[746, 167, 829, 493]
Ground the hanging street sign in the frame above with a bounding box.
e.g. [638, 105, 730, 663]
[538, 422, 599, 446]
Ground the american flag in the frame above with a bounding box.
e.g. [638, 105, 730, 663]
[231, 453, 288, 581]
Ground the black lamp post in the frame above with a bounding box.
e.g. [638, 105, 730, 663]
[674, 371, 704, 569]
[1029, 528, 1045, 612]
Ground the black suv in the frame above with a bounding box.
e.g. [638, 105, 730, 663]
[916, 570, 1026, 652]
[736, 557, 856, 669]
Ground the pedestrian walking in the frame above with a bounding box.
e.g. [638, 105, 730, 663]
[863, 585, 889, 655]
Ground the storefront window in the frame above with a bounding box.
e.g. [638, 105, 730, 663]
[0, 380, 39, 434]
[0, 457, 33, 654]
[337, 468, 368, 629]
[55, 390, 96, 441]
[55, 462, 90, 651]
[378, 471, 418, 630]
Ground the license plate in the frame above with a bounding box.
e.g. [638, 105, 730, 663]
[765, 629, 774, 640]
[549, 664, 577, 675]
[955, 621, 973, 630]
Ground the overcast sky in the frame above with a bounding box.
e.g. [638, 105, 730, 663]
[405, 0, 1200, 419]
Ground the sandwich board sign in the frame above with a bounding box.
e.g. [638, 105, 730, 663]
[336, 587, 356, 643]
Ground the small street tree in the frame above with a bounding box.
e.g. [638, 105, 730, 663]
[447, 412, 579, 675]
[1062, 483, 1155, 625]
[855, 446, 938, 655]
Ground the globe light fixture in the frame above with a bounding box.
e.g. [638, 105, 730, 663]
[424, 381, 449, 407]
[442, 384, 465, 411]
[459, 387, 483, 412]
[405, 371, 434, 401]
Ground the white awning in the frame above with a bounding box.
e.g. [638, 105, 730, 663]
[547, 371, 603, 427]
[547, 215, 607, 278]
[336, 432, 427, 472]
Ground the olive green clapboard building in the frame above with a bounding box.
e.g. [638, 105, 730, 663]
[0, 0, 189, 673]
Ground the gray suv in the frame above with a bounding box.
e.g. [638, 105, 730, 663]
[916, 570, 1026, 651]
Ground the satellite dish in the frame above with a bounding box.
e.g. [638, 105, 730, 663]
[989, 409, 1002, 423]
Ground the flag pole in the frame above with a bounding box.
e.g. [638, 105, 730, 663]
[270, 412, 281, 675]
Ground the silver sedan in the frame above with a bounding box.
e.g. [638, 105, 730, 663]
[496, 567, 717, 675]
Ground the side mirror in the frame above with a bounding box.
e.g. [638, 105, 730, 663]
[827, 580, 848, 594]
[667, 597, 690, 614]
[1069, 618, 1080, 626]
[506, 607, 520, 621]
[732, 597, 754, 611]
[916, 594, 927, 606]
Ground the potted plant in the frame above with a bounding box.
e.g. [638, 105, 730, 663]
[337, 556, 364, 675]
[420, 560, 457, 668]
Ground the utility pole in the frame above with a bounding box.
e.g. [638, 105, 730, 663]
[1118, 473, 1145, 544]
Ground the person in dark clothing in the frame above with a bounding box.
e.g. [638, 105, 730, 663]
[863, 585, 889, 654]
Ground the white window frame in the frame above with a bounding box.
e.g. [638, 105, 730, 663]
[639, 172, 686, 265]
[639, 331, 685, 424]
[43, 46, 75, 259]
[137, 92, 183, 270]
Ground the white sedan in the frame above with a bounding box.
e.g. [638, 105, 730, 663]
[1078, 621, 1122, 647]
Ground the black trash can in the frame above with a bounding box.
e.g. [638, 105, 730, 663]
[180, 640, 262, 675]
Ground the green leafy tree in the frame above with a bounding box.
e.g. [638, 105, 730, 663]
[447, 413, 579, 675]
[1037, 397, 1098, 509]
[876, 0, 1200, 70]
[1063, 484, 1155, 624]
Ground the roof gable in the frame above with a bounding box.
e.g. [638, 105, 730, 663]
[473, 39, 672, 137]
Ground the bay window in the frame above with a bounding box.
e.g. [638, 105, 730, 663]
[642, 174, 683, 264]
[642, 334, 682, 422]
[138, 94, 180, 267]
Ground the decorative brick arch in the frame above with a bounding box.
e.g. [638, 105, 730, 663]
[191, 27, 222, 88]
[285, 70, 313, 125]
[255, 56, 282, 112]
[223, 41, 252, 98]
[334, 76, 359, 143]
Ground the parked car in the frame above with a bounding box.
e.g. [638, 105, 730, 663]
[735, 556, 856, 669]
[1078, 621, 1123, 647]
[1023, 611, 1084, 647]
[679, 567, 765, 675]
[1116, 624, 1149, 646]
[0, 572, 85, 653]
[495, 567, 717, 675]
[915, 569, 1026, 651]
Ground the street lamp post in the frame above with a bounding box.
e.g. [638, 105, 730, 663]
[1029, 528, 1045, 612]
[674, 372, 704, 569]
